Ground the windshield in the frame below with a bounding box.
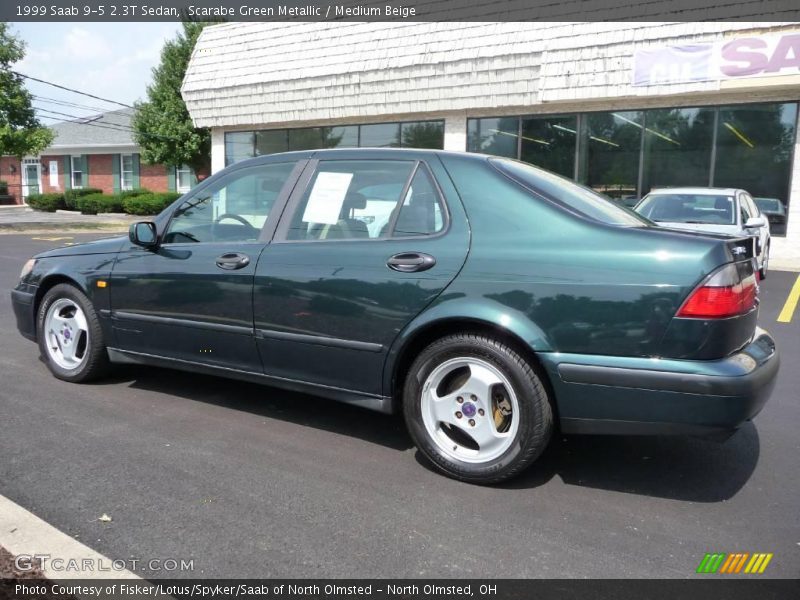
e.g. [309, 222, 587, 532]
[635, 193, 736, 225]
[489, 157, 649, 226]
[754, 198, 783, 213]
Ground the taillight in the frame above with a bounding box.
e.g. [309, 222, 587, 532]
[677, 262, 758, 319]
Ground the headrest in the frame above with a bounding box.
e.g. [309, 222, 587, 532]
[261, 178, 284, 192]
[343, 192, 367, 210]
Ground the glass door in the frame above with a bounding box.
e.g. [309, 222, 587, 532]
[22, 160, 41, 198]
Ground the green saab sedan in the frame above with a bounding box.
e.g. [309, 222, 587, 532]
[11, 149, 779, 483]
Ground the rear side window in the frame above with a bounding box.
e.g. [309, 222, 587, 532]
[284, 160, 445, 241]
[490, 157, 648, 226]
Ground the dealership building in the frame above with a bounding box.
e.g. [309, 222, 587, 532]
[182, 21, 800, 264]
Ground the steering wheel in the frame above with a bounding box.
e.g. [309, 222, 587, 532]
[214, 213, 254, 228]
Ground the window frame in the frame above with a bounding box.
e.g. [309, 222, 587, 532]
[273, 158, 451, 244]
[160, 159, 306, 247]
[120, 154, 134, 191]
[176, 165, 193, 193]
[70, 155, 83, 189]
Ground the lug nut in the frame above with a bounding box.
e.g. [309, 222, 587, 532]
[469, 419, 476, 427]
[470, 394, 477, 401]
[456, 396, 463, 403]
[455, 411, 463, 419]
[478, 409, 485, 416]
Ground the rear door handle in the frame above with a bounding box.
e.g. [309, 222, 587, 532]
[215, 252, 250, 270]
[387, 252, 436, 273]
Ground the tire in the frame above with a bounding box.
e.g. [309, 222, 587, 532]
[403, 333, 553, 484]
[760, 243, 769, 280]
[37, 283, 110, 383]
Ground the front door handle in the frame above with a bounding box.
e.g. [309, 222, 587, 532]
[215, 252, 250, 270]
[387, 252, 436, 273]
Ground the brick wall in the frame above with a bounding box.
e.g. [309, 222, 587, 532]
[140, 163, 170, 192]
[0, 157, 23, 204]
[88, 154, 114, 194]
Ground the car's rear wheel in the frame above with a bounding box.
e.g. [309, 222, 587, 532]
[403, 333, 553, 484]
[37, 283, 109, 383]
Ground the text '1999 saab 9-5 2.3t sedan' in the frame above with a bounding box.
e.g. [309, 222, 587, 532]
[12, 149, 780, 483]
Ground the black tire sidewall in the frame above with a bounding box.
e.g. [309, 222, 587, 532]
[37, 283, 107, 382]
[403, 334, 552, 483]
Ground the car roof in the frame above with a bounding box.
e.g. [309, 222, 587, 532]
[646, 187, 741, 196]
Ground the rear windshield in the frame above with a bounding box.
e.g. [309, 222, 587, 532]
[490, 157, 649, 226]
[636, 193, 736, 225]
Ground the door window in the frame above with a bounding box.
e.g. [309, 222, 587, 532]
[392, 167, 446, 237]
[284, 160, 446, 241]
[285, 160, 415, 241]
[164, 162, 296, 244]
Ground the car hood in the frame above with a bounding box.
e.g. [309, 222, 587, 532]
[652, 222, 740, 236]
[35, 235, 128, 259]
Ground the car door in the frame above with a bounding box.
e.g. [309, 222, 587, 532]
[253, 152, 470, 397]
[109, 158, 305, 372]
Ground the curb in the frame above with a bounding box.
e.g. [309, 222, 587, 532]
[0, 494, 141, 581]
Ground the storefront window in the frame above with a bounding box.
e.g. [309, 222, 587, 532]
[225, 132, 255, 166]
[360, 123, 401, 148]
[401, 121, 445, 149]
[579, 111, 643, 202]
[520, 115, 577, 178]
[323, 126, 359, 148]
[713, 102, 797, 235]
[467, 117, 519, 158]
[640, 107, 715, 195]
[256, 130, 288, 156]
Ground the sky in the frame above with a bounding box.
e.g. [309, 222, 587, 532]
[10, 22, 181, 122]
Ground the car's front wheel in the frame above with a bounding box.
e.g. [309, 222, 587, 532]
[403, 333, 553, 484]
[760, 243, 769, 279]
[37, 283, 109, 383]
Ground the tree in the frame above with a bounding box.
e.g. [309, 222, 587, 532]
[132, 21, 210, 177]
[0, 23, 54, 157]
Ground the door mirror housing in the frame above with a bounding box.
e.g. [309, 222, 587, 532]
[129, 221, 158, 247]
[745, 216, 767, 229]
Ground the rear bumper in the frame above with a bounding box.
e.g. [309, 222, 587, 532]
[541, 327, 779, 438]
[11, 287, 37, 342]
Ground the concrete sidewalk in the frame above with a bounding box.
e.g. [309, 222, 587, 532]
[0, 206, 136, 234]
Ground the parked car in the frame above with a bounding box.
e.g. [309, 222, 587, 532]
[634, 187, 771, 278]
[11, 150, 779, 484]
[754, 197, 787, 236]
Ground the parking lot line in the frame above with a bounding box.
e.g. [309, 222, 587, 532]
[777, 274, 800, 323]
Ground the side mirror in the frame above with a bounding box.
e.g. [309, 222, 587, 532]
[129, 221, 158, 248]
[745, 216, 767, 229]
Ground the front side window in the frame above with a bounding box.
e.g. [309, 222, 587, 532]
[286, 160, 447, 241]
[71, 156, 83, 189]
[120, 154, 134, 191]
[164, 162, 296, 244]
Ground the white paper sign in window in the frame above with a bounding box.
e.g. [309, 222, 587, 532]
[302, 172, 353, 225]
[49, 161, 58, 187]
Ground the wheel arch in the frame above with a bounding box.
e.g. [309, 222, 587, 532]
[386, 314, 557, 419]
[33, 274, 87, 331]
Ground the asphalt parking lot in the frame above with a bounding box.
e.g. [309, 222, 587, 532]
[0, 233, 798, 579]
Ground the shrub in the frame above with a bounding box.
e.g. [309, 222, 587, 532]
[122, 192, 181, 216]
[26, 192, 66, 212]
[116, 188, 151, 200]
[64, 187, 103, 209]
[0, 180, 8, 194]
[75, 193, 124, 215]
